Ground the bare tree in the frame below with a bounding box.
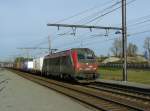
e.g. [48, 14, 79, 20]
[144, 37, 150, 61]
[128, 43, 138, 57]
[110, 39, 122, 57]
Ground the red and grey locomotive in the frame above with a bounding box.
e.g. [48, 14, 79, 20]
[42, 48, 99, 81]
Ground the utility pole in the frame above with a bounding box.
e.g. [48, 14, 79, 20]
[48, 36, 51, 54]
[17, 48, 30, 61]
[122, 0, 127, 81]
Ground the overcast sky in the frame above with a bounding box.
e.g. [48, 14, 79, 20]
[0, 0, 150, 61]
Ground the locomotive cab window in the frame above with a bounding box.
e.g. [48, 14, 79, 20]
[77, 49, 96, 63]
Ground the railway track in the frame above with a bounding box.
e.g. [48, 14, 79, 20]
[10, 70, 150, 111]
[86, 84, 150, 102]
[93, 82, 150, 97]
[85, 84, 150, 109]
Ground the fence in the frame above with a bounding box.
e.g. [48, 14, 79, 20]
[99, 63, 150, 69]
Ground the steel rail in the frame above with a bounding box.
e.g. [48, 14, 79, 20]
[85, 84, 150, 105]
[94, 82, 150, 96]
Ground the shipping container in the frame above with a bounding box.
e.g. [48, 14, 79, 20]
[33, 57, 44, 71]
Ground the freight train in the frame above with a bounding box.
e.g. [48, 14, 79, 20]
[13, 48, 99, 82]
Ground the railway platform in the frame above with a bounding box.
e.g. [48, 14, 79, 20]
[0, 68, 91, 111]
[96, 79, 150, 91]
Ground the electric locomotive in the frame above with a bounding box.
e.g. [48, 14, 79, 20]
[42, 48, 99, 81]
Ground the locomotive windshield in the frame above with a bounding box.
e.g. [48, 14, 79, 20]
[77, 49, 96, 63]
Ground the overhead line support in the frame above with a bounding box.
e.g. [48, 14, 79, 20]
[122, 0, 127, 81]
[47, 23, 122, 31]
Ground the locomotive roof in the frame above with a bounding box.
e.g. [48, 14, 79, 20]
[45, 48, 92, 59]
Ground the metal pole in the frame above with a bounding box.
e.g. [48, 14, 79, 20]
[48, 36, 51, 54]
[122, 0, 127, 81]
[27, 49, 29, 61]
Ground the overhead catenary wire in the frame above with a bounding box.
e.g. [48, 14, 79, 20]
[54, 0, 150, 51]
[127, 14, 150, 24]
[51, 0, 122, 38]
[109, 13, 150, 32]
[24, 0, 138, 50]
[54, 0, 117, 23]
[85, 1, 121, 25]
[86, 0, 137, 25]
[24, 0, 141, 56]
[128, 23, 150, 31]
[54, 31, 118, 49]
[55, 0, 136, 38]
[82, 29, 150, 47]
[76, 0, 122, 25]
[111, 12, 150, 27]
[128, 19, 150, 27]
[55, 27, 150, 50]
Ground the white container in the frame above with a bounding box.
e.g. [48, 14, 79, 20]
[33, 57, 44, 71]
[27, 61, 33, 69]
[24, 61, 33, 70]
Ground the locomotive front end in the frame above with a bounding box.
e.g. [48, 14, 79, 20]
[72, 48, 99, 80]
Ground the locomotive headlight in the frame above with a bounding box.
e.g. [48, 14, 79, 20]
[89, 65, 93, 68]
[93, 68, 97, 70]
[79, 68, 83, 70]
